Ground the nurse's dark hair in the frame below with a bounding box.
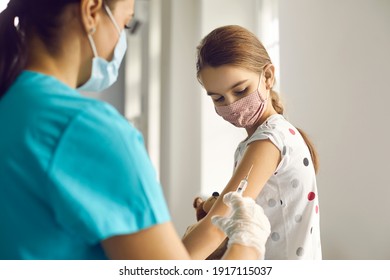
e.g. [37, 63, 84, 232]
[0, 0, 118, 98]
[196, 25, 319, 173]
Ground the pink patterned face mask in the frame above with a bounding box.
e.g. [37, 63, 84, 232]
[215, 83, 268, 128]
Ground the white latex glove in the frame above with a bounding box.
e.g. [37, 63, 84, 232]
[211, 191, 271, 259]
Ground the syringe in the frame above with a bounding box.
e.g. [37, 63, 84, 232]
[236, 164, 254, 195]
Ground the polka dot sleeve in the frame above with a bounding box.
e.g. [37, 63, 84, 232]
[246, 115, 286, 153]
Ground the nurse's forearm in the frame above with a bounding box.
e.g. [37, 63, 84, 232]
[182, 216, 226, 259]
[222, 244, 260, 260]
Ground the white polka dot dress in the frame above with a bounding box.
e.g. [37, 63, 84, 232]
[234, 114, 322, 260]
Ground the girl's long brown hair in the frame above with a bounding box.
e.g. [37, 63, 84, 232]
[196, 25, 319, 173]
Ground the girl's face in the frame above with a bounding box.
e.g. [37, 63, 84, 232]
[198, 65, 267, 107]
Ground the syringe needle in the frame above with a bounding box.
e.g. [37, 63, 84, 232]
[245, 164, 254, 180]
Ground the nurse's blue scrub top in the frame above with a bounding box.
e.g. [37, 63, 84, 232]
[0, 71, 171, 259]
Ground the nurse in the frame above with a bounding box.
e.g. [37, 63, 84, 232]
[0, 0, 270, 259]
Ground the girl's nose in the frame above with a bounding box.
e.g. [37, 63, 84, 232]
[223, 95, 238, 106]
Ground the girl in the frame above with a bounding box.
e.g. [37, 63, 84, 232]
[183, 25, 322, 260]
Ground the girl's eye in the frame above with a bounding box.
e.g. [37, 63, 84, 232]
[214, 96, 224, 102]
[235, 88, 247, 95]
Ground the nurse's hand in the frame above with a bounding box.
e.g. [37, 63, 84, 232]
[211, 191, 271, 260]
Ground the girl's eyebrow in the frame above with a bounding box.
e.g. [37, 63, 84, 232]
[207, 79, 249, 96]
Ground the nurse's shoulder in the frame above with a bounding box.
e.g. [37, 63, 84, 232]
[12, 70, 138, 135]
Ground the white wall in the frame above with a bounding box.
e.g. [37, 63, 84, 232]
[160, 0, 202, 235]
[278, 0, 390, 259]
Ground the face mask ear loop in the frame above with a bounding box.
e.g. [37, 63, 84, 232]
[103, 4, 121, 34]
[257, 72, 268, 103]
[87, 27, 98, 58]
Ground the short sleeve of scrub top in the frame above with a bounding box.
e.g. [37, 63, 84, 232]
[46, 103, 170, 244]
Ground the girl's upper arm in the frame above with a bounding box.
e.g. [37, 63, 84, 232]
[207, 138, 281, 217]
[182, 138, 280, 259]
[102, 222, 191, 260]
[232, 139, 281, 198]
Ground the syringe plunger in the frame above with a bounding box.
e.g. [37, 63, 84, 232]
[235, 164, 254, 195]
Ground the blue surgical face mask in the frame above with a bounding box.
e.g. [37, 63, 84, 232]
[78, 5, 127, 92]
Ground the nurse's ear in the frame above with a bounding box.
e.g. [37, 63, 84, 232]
[80, 0, 104, 34]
